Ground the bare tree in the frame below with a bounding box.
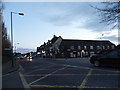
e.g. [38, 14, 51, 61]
[1, 2, 13, 63]
[91, 2, 120, 29]
[91, 2, 120, 45]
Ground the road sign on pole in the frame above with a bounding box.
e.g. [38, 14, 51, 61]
[4, 48, 12, 50]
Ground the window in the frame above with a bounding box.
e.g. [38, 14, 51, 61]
[49, 47, 52, 51]
[97, 45, 101, 49]
[107, 46, 110, 49]
[70, 52, 74, 57]
[67, 49, 70, 51]
[85, 52, 88, 56]
[103, 46, 105, 49]
[90, 46, 93, 50]
[77, 52, 81, 56]
[111, 45, 115, 49]
[90, 52, 95, 56]
[84, 46, 87, 50]
[78, 46, 81, 50]
[70, 46, 74, 50]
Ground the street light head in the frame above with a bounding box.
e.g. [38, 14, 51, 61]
[18, 13, 24, 16]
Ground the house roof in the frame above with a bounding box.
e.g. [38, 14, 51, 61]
[51, 35, 59, 43]
[63, 39, 111, 42]
[61, 39, 115, 46]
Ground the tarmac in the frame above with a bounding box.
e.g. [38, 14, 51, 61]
[2, 59, 24, 90]
[1, 57, 89, 90]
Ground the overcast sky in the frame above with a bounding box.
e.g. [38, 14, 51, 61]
[3, 2, 118, 53]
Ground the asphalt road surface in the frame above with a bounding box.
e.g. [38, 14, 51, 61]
[18, 57, 120, 90]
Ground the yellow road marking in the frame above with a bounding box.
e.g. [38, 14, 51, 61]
[78, 69, 93, 89]
[19, 64, 31, 90]
[29, 66, 67, 85]
[24, 73, 119, 77]
[31, 85, 118, 89]
[62, 64, 90, 70]
[61, 64, 120, 73]
[31, 85, 78, 88]
[25, 65, 55, 75]
[81, 86, 119, 89]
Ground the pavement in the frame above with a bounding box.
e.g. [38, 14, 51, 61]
[2, 59, 24, 89]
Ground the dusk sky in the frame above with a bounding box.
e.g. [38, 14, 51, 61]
[3, 1, 118, 53]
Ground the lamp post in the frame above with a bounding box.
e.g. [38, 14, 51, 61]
[11, 12, 24, 67]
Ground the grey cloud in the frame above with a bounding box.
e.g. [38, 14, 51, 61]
[80, 17, 108, 32]
[41, 2, 98, 26]
[39, 2, 112, 32]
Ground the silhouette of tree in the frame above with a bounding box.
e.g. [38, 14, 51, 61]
[91, 2, 120, 29]
[91, 2, 120, 45]
[1, 2, 12, 63]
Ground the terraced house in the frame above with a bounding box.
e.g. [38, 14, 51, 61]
[37, 35, 116, 58]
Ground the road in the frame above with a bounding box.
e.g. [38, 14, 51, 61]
[18, 57, 120, 90]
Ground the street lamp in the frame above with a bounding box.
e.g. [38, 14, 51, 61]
[11, 12, 24, 67]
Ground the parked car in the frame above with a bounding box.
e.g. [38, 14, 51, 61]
[90, 49, 120, 67]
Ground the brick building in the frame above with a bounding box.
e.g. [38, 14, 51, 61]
[37, 35, 116, 58]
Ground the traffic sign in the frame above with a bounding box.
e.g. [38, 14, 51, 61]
[4, 48, 12, 50]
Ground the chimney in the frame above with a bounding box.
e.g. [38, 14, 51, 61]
[53, 35, 57, 38]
